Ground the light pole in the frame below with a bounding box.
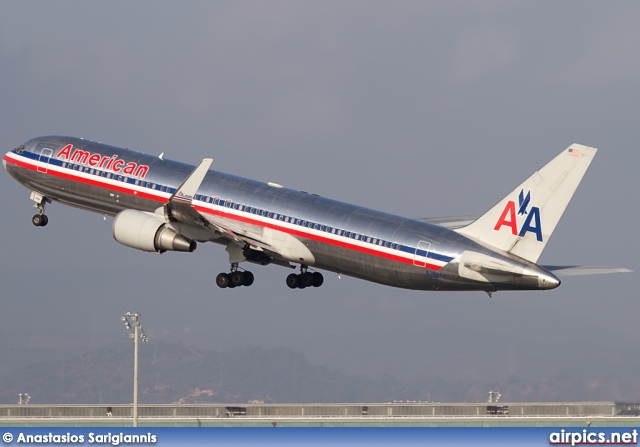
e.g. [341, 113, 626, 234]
[121, 311, 148, 427]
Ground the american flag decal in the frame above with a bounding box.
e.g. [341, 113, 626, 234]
[568, 148, 579, 157]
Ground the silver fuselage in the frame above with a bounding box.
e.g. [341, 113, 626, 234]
[3, 136, 559, 292]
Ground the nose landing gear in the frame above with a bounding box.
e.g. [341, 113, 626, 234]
[30, 192, 51, 227]
[32, 214, 49, 227]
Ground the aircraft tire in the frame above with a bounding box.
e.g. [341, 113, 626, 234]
[312, 272, 324, 287]
[231, 272, 246, 287]
[286, 273, 299, 289]
[243, 271, 254, 287]
[300, 272, 314, 288]
[216, 272, 231, 288]
[32, 214, 44, 226]
[41, 215, 49, 227]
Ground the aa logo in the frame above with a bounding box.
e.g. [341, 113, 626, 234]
[493, 189, 543, 242]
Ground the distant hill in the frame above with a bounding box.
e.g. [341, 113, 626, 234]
[1, 342, 639, 404]
[0, 342, 404, 404]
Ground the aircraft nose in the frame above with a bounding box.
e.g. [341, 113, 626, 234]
[538, 270, 561, 290]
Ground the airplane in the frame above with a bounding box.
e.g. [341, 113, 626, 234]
[3, 136, 631, 295]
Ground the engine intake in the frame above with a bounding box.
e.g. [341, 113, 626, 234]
[113, 210, 196, 253]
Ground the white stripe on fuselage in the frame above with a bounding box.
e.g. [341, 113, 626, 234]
[6, 150, 450, 269]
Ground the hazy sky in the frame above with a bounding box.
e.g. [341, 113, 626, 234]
[1, 1, 638, 399]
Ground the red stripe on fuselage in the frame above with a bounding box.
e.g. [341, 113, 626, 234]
[4, 153, 164, 203]
[192, 205, 443, 271]
[6, 154, 443, 271]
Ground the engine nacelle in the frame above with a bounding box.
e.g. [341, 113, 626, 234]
[113, 210, 197, 253]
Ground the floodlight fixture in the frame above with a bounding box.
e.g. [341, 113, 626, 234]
[121, 311, 148, 427]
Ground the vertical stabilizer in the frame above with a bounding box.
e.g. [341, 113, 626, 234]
[455, 144, 597, 263]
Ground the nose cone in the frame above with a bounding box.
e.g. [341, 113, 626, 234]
[538, 270, 561, 290]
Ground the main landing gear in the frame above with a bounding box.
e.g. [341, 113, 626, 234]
[30, 192, 50, 227]
[286, 265, 324, 289]
[215, 263, 325, 290]
[216, 263, 255, 288]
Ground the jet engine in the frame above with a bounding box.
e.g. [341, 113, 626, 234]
[112, 210, 196, 253]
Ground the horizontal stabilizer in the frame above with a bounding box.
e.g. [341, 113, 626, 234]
[541, 265, 634, 276]
[416, 215, 479, 229]
[458, 250, 523, 283]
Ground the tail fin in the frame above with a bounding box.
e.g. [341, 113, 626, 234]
[455, 144, 597, 263]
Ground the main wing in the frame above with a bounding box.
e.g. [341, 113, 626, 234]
[164, 158, 314, 266]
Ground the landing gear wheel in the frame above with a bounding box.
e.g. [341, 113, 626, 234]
[300, 272, 314, 288]
[32, 214, 48, 227]
[312, 272, 324, 287]
[231, 272, 246, 287]
[243, 271, 254, 287]
[286, 273, 300, 289]
[216, 272, 231, 288]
